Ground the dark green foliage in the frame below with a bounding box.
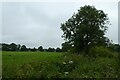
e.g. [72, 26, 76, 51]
[32, 47, 37, 51]
[62, 42, 71, 52]
[47, 47, 55, 52]
[20, 45, 28, 51]
[9, 43, 17, 51]
[61, 5, 109, 54]
[108, 43, 120, 52]
[17, 44, 21, 51]
[2, 43, 18, 51]
[0, 43, 1, 51]
[38, 46, 44, 52]
[56, 47, 62, 52]
[88, 46, 115, 58]
[1, 43, 62, 52]
[2, 43, 10, 51]
[2, 43, 21, 51]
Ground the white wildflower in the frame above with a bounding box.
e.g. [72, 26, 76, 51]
[69, 61, 73, 64]
[64, 72, 69, 75]
[63, 62, 66, 64]
[39, 71, 42, 73]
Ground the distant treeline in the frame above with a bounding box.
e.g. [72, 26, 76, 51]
[0, 43, 120, 52]
[0, 43, 62, 52]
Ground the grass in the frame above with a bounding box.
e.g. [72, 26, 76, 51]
[0, 52, 1, 78]
[2, 51, 120, 78]
[3, 51, 62, 64]
[2, 51, 62, 78]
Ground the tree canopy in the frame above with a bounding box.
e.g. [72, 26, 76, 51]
[38, 46, 44, 52]
[21, 45, 28, 51]
[61, 5, 110, 54]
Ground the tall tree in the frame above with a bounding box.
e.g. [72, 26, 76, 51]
[21, 45, 27, 51]
[48, 47, 55, 52]
[9, 43, 17, 51]
[62, 42, 71, 52]
[38, 46, 44, 52]
[32, 47, 37, 51]
[2, 43, 10, 51]
[17, 44, 21, 51]
[0, 43, 2, 51]
[61, 5, 109, 54]
[56, 47, 62, 52]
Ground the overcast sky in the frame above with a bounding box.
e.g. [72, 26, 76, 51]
[1, 1, 119, 48]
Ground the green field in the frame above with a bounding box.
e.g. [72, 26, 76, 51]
[3, 51, 62, 64]
[2, 51, 120, 78]
[0, 52, 1, 78]
[3, 51, 63, 78]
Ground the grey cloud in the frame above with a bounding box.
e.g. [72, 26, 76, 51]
[0, 3, 2, 43]
[118, 1, 120, 44]
[2, 2, 118, 48]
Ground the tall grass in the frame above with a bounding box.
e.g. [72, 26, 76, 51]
[2, 48, 120, 78]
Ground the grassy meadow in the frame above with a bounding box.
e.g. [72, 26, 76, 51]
[0, 52, 1, 78]
[2, 50, 120, 78]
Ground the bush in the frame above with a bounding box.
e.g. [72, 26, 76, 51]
[88, 46, 114, 58]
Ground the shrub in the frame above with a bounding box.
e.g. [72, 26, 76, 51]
[88, 46, 114, 58]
